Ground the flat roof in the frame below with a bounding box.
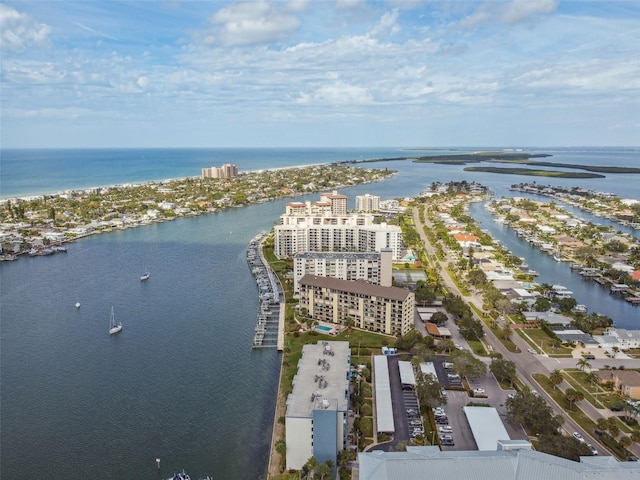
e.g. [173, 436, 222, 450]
[286, 341, 350, 418]
[374, 355, 395, 433]
[398, 361, 416, 386]
[359, 448, 640, 480]
[300, 274, 411, 301]
[463, 406, 510, 451]
[419, 362, 437, 379]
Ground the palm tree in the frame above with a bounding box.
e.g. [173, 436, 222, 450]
[596, 417, 609, 435]
[316, 461, 333, 480]
[550, 369, 563, 390]
[630, 430, 640, 444]
[606, 417, 620, 438]
[619, 436, 633, 450]
[304, 457, 318, 479]
[275, 440, 286, 467]
[585, 372, 599, 390]
[577, 358, 592, 372]
[565, 388, 584, 410]
[500, 323, 513, 342]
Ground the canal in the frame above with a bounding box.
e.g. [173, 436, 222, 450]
[469, 202, 639, 329]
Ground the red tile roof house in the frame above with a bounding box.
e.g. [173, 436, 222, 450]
[453, 234, 481, 248]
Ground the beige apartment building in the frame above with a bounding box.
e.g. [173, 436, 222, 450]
[201, 163, 238, 179]
[299, 275, 415, 336]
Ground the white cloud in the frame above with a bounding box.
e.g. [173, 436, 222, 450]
[136, 76, 150, 89]
[208, 0, 301, 46]
[369, 9, 401, 37]
[502, 0, 557, 24]
[296, 81, 373, 105]
[460, 0, 558, 27]
[0, 4, 51, 55]
[336, 0, 365, 10]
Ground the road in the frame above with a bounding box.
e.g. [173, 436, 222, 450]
[412, 205, 640, 458]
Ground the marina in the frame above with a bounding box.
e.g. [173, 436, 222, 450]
[246, 233, 285, 350]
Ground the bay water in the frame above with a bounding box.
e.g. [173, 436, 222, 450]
[1, 147, 639, 479]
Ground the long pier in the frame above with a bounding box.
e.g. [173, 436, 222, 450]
[247, 232, 285, 350]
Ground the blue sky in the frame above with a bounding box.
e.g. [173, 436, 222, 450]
[1, 0, 639, 148]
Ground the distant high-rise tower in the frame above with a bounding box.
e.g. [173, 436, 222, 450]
[201, 163, 238, 179]
[356, 194, 380, 212]
[320, 190, 348, 215]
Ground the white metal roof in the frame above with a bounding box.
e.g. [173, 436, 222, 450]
[374, 355, 395, 433]
[463, 406, 510, 451]
[398, 360, 416, 386]
[419, 362, 437, 378]
[358, 448, 640, 480]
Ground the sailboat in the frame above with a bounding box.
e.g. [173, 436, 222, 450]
[109, 306, 123, 335]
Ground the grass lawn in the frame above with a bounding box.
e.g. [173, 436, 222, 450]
[520, 328, 573, 356]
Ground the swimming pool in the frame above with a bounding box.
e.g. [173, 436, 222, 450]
[316, 325, 333, 333]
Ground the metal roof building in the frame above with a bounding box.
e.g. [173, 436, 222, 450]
[463, 406, 510, 451]
[398, 360, 416, 389]
[419, 362, 437, 379]
[358, 446, 640, 480]
[374, 355, 394, 433]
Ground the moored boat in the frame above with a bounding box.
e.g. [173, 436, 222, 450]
[109, 306, 123, 335]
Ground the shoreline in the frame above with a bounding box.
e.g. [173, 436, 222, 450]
[0, 164, 396, 262]
[0, 162, 332, 203]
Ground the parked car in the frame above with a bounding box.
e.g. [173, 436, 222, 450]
[507, 393, 516, 399]
[572, 432, 585, 443]
[610, 404, 624, 412]
[594, 428, 604, 437]
[438, 425, 453, 433]
[587, 444, 598, 455]
[528, 348, 537, 354]
[472, 388, 486, 395]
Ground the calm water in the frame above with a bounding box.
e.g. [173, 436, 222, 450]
[469, 203, 639, 328]
[1, 147, 639, 479]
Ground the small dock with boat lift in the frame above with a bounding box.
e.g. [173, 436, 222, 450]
[247, 232, 285, 350]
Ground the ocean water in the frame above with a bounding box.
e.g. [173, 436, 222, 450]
[1, 147, 639, 479]
[2, 146, 639, 200]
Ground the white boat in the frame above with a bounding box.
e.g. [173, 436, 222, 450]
[109, 306, 123, 335]
[75, 302, 81, 309]
[168, 471, 191, 480]
[140, 272, 150, 281]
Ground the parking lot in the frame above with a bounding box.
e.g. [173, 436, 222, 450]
[380, 354, 528, 452]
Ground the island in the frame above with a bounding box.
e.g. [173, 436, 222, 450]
[0, 164, 395, 260]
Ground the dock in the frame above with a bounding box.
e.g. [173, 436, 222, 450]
[247, 232, 285, 350]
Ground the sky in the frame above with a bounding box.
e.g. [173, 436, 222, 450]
[1, 0, 639, 148]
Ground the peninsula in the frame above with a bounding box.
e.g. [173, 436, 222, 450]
[0, 164, 395, 260]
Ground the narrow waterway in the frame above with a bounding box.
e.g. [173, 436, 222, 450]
[469, 202, 639, 329]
